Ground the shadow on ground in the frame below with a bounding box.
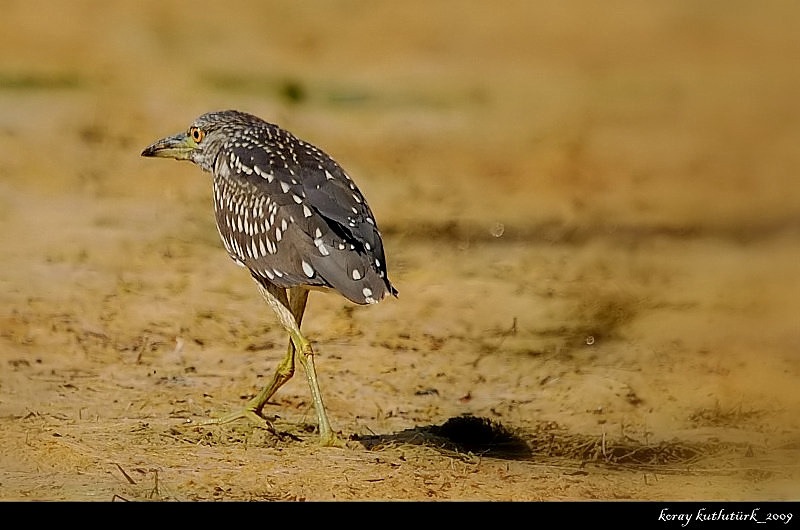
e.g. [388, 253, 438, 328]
[353, 415, 745, 473]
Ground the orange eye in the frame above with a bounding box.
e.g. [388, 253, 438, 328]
[189, 126, 205, 143]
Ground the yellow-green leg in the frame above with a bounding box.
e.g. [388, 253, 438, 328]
[203, 282, 341, 447]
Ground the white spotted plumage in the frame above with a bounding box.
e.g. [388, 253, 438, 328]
[141, 109, 400, 445]
[188, 110, 397, 305]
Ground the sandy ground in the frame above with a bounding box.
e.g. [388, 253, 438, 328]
[1, 1, 799, 501]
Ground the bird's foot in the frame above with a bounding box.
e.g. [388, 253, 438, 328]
[318, 429, 346, 448]
[200, 407, 276, 433]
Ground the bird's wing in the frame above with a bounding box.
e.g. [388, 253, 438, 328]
[212, 132, 395, 304]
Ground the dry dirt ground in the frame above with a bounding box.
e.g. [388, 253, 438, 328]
[1, 2, 799, 501]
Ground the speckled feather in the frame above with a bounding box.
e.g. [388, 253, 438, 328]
[188, 110, 396, 305]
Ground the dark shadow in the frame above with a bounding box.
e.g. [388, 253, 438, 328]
[352, 415, 532, 460]
[352, 416, 744, 472]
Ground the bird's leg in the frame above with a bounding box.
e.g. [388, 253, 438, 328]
[200, 346, 292, 430]
[201, 286, 305, 429]
[255, 283, 342, 447]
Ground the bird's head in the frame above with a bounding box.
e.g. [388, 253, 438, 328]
[141, 110, 260, 173]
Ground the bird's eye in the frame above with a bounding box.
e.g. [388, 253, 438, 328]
[189, 126, 205, 143]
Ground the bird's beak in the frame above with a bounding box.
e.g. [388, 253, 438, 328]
[141, 132, 195, 160]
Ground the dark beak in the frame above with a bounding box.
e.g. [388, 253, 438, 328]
[141, 132, 194, 160]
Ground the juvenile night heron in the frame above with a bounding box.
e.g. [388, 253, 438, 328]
[142, 110, 397, 446]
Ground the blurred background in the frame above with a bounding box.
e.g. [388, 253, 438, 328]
[1, 1, 798, 232]
[0, 0, 799, 500]
[2, 0, 799, 402]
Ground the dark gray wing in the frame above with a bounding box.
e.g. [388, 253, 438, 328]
[211, 123, 396, 304]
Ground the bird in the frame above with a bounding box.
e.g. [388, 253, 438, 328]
[141, 110, 397, 446]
